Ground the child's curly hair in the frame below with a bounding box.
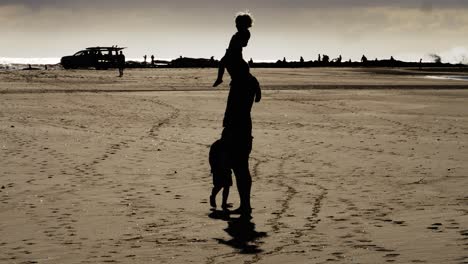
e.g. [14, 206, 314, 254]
[235, 11, 254, 29]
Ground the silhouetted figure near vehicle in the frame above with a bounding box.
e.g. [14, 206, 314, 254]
[300, 56, 304, 63]
[212, 12, 261, 219]
[361, 55, 368, 63]
[151, 55, 155, 65]
[318, 54, 321, 62]
[118, 51, 125, 77]
[209, 139, 232, 210]
[419, 58, 423, 70]
[143, 55, 147, 64]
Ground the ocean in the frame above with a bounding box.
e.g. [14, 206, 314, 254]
[0, 57, 61, 66]
[426, 75, 468, 82]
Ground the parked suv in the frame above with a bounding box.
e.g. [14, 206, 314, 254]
[61, 46, 125, 69]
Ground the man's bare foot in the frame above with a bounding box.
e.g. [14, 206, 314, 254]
[213, 79, 223, 87]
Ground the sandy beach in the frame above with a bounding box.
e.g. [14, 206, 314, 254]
[1, 68, 468, 264]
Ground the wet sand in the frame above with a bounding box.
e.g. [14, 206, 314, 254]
[1, 67, 468, 93]
[1, 68, 467, 263]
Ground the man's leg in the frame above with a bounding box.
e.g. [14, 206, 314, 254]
[222, 128, 253, 216]
[232, 155, 252, 214]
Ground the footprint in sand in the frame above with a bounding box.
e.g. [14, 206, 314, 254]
[460, 229, 468, 237]
[427, 223, 443, 231]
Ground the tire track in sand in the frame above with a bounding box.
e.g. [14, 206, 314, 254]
[147, 99, 180, 138]
[246, 153, 328, 264]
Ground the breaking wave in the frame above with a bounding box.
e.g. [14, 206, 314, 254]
[0, 57, 61, 65]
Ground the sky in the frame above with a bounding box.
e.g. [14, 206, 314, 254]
[1, 0, 468, 63]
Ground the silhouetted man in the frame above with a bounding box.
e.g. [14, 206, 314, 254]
[151, 55, 155, 65]
[214, 12, 259, 219]
[118, 51, 125, 77]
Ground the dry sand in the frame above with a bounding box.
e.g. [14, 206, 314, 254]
[1, 68, 467, 264]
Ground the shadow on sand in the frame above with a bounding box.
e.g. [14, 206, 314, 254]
[209, 209, 267, 254]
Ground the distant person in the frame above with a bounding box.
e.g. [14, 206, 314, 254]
[143, 55, 147, 64]
[322, 55, 329, 63]
[151, 55, 155, 65]
[209, 139, 232, 210]
[118, 51, 125, 77]
[361, 55, 368, 63]
[318, 54, 321, 62]
[213, 13, 252, 88]
[212, 12, 261, 218]
[300, 56, 304, 63]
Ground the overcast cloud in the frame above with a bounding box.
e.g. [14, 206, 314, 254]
[1, 0, 467, 62]
[1, 0, 468, 9]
